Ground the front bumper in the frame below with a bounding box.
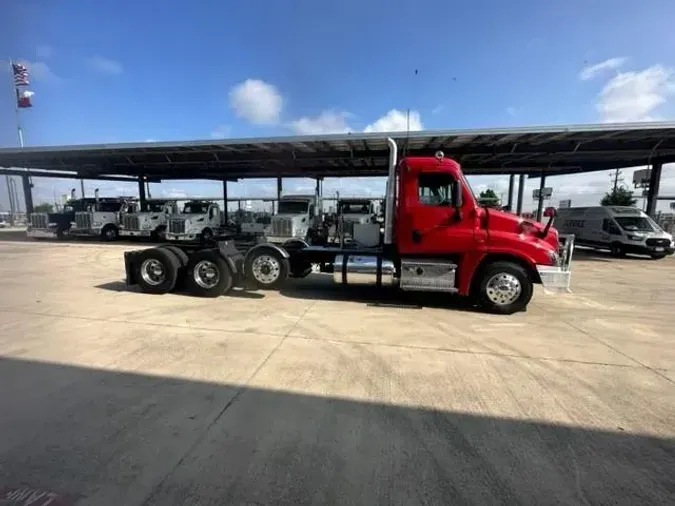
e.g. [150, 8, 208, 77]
[166, 233, 199, 242]
[70, 227, 102, 236]
[120, 229, 152, 237]
[26, 229, 59, 239]
[536, 234, 574, 294]
[624, 243, 675, 256]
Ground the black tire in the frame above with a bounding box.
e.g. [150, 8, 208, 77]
[283, 239, 312, 278]
[650, 253, 666, 260]
[158, 244, 190, 290]
[101, 224, 119, 241]
[134, 247, 180, 294]
[245, 246, 290, 290]
[184, 250, 233, 297]
[477, 261, 533, 315]
[200, 228, 215, 243]
[610, 242, 625, 257]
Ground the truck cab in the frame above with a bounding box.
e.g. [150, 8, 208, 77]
[120, 199, 178, 240]
[27, 198, 87, 239]
[166, 200, 222, 243]
[333, 198, 376, 240]
[267, 194, 321, 244]
[69, 192, 129, 241]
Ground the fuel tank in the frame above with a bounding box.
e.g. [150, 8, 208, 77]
[332, 254, 396, 286]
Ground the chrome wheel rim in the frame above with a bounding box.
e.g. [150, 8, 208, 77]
[252, 255, 280, 285]
[193, 260, 220, 289]
[485, 273, 522, 306]
[140, 259, 166, 286]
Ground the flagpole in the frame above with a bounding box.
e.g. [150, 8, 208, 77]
[5, 60, 16, 224]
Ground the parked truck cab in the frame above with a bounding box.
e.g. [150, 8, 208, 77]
[166, 200, 222, 243]
[333, 198, 377, 240]
[267, 195, 321, 244]
[120, 199, 178, 240]
[124, 139, 572, 314]
[69, 192, 128, 241]
[27, 198, 87, 239]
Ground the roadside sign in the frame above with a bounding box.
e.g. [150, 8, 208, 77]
[633, 168, 651, 187]
[559, 199, 571, 208]
[532, 187, 553, 200]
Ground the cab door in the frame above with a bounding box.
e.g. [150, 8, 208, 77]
[397, 167, 476, 256]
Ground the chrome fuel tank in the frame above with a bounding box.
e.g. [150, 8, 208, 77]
[332, 254, 395, 286]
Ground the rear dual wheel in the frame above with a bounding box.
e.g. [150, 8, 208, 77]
[135, 247, 233, 297]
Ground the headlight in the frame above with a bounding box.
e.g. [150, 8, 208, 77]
[627, 234, 642, 241]
[48, 222, 57, 227]
[93, 221, 102, 226]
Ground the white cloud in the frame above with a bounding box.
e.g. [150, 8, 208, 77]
[596, 64, 675, 122]
[87, 56, 123, 76]
[290, 110, 353, 135]
[210, 125, 232, 139]
[36, 45, 52, 59]
[579, 57, 626, 81]
[229, 79, 283, 125]
[364, 109, 423, 133]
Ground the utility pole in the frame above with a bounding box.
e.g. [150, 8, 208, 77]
[610, 168, 624, 192]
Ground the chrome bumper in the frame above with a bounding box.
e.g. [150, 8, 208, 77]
[120, 229, 152, 237]
[536, 234, 574, 294]
[166, 233, 199, 242]
[26, 229, 58, 239]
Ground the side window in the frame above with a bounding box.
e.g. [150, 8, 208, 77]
[418, 172, 456, 206]
[308, 204, 315, 217]
[209, 206, 215, 219]
[602, 219, 609, 232]
[608, 220, 621, 235]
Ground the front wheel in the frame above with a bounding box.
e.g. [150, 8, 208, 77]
[610, 242, 625, 257]
[200, 228, 215, 243]
[477, 261, 533, 315]
[101, 225, 119, 241]
[245, 247, 289, 290]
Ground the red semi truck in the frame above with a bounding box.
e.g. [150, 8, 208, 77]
[123, 138, 573, 314]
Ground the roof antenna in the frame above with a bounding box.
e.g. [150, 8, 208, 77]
[401, 69, 418, 160]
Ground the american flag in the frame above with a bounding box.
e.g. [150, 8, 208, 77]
[12, 62, 30, 86]
[16, 89, 34, 108]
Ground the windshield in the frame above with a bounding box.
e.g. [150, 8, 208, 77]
[278, 201, 309, 214]
[98, 202, 122, 212]
[147, 202, 167, 212]
[615, 216, 660, 232]
[183, 203, 209, 214]
[339, 202, 371, 214]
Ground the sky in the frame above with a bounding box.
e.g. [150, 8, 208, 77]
[2, 0, 675, 213]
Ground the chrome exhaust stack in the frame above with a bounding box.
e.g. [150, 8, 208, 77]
[383, 137, 397, 245]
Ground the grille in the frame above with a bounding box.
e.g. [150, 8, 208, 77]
[646, 238, 670, 247]
[169, 219, 186, 234]
[30, 213, 49, 229]
[123, 214, 140, 231]
[271, 217, 293, 237]
[339, 220, 355, 237]
[75, 212, 92, 229]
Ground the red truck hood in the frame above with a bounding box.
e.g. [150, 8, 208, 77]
[484, 207, 559, 249]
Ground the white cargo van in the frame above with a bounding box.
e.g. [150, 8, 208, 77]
[556, 206, 674, 259]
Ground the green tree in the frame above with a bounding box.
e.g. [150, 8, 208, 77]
[478, 188, 500, 207]
[600, 187, 637, 207]
[33, 203, 54, 213]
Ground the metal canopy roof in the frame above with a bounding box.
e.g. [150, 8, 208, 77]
[1, 122, 675, 181]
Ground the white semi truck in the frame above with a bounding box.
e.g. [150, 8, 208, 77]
[333, 198, 378, 240]
[267, 194, 322, 244]
[165, 200, 223, 243]
[120, 199, 178, 240]
[69, 190, 130, 241]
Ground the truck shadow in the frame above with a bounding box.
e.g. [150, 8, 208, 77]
[0, 356, 673, 505]
[279, 273, 477, 312]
